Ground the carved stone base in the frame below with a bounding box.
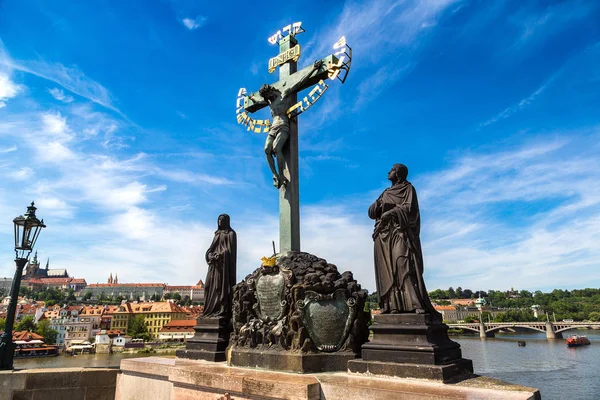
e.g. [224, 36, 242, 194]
[176, 316, 231, 362]
[229, 347, 357, 373]
[348, 358, 474, 382]
[352, 313, 473, 381]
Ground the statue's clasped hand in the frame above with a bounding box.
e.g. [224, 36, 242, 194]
[313, 59, 324, 70]
[381, 210, 394, 223]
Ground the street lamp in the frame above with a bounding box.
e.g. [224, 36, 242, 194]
[0, 202, 46, 370]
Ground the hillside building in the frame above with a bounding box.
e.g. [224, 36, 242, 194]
[110, 301, 188, 340]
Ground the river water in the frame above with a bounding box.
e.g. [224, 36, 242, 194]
[455, 329, 600, 400]
[14, 330, 600, 400]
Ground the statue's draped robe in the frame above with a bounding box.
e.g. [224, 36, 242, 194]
[203, 221, 237, 318]
[368, 181, 438, 316]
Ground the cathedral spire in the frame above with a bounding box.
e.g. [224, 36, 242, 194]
[46, 258, 50, 270]
[33, 251, 38, 264]
[108, 273, 113, 284]
[114, 274, 118, 284]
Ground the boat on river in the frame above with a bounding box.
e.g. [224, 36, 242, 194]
[566, 335, 591, 347]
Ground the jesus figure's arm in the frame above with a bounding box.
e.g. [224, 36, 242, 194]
[285, 60, 324, 96]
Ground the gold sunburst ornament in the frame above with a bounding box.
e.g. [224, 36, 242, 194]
[261, 255, 277, 267]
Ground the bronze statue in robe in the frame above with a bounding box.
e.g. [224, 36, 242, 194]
[202, 214, 237, 318]
[368, 164, 439, 318]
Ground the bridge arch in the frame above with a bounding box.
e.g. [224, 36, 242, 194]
[485, 325, 545, 334]
[452, 325, 480, 334]
[555, 325, 595, 334]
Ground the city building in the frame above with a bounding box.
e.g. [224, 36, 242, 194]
[79, 305, 105, 330]
[21, 253, 87, 293]
[0, 277, 12, 296]
[163, 280, 205, 302]
[110, 301, 189, 340]
[158, 319, 196, 342]
[86, 282, 164, 301]
[64, 319, 94, 348]
[22, 252, 68, 280]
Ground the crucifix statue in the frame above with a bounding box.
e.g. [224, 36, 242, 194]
[236, 23, 352, 254]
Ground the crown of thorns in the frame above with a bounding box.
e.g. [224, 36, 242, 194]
[259, 84, 278, 97]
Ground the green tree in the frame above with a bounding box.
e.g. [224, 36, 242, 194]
[35, 319, 58, 344]
[0, 317, 5, 331]
[463, 315, 478, 323]
[588, 312, 600, 322]
[83, 291, 93, 301]
[163, 293, 172, 300]
[128, 315, 150, 341]
[455, 287, 463, 298]
[172, 293, 181, 301]
[66, 288, 77, 301]
[429, 289, 449, 299]
[15, 316, 36, 332]
[447, 287, 456, 298]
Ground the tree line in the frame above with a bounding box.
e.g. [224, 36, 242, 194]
[367, 287, 600, 321]
[0, 316, 58, 345]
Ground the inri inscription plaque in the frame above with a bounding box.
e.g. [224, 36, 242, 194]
[300, 289, 357, 352]
[256, 272, 286, 321]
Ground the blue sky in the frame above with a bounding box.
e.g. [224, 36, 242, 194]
[0, 0, 599, 292]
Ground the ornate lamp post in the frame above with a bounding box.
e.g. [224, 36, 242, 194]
[0, 202, 46, 370]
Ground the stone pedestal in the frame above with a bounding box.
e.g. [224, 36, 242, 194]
[348, 313, 473, 382]
[229, 348, 356, 373]
[176, 316, 230, 362]
[116, 357, 540, 400]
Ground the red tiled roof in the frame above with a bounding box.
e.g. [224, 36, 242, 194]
[36, 278, 72, 284]
[88, 283, 163, 287]
[12, 331, 44, 341]
[115, 301, 188, 314]
[434, 306, 456, 311]
[23, 277, 86, 285]
[159, 319, 195, 333]
[162, 319, 196, 328]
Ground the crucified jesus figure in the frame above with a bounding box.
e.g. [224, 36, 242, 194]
[250, 60, 324, 188]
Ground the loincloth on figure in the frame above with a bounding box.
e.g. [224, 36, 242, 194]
[267, 122, 290, 150]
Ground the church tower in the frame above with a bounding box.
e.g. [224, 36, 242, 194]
[24, 251, 40, 279]
[114, 274, 118, 284]
[108, 273, 113, 284]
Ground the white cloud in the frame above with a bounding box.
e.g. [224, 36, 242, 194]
[0, 73, 22, 107]
[480, 73, 560, 127]
[36, 197, 74, 219]
[0, 145, 17, 153]
[416, 132, 600, 291]
[0, 41, 119, 114]
[42, 111, 70, 138]
[48, 87, 74, 103]
[181, 16, 207, 30]
[8, 167, 34, 180]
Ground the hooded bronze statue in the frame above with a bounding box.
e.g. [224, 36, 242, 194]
[202, 214, 237, 318]
[368, 164, 439, 318]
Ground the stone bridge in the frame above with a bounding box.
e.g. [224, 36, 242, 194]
[447, 321, 600, 339]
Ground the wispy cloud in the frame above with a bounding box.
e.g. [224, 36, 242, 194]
[181, 15, 207, 30]
[0, 41, 119, 114]
[0, 73, 23, 108]
[480, 74, 558, 128]
[417, 131, 600, 290]
[48, 87, 74, 103]
[480, 41, 599, 128]
[509, 0, 594, 49]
